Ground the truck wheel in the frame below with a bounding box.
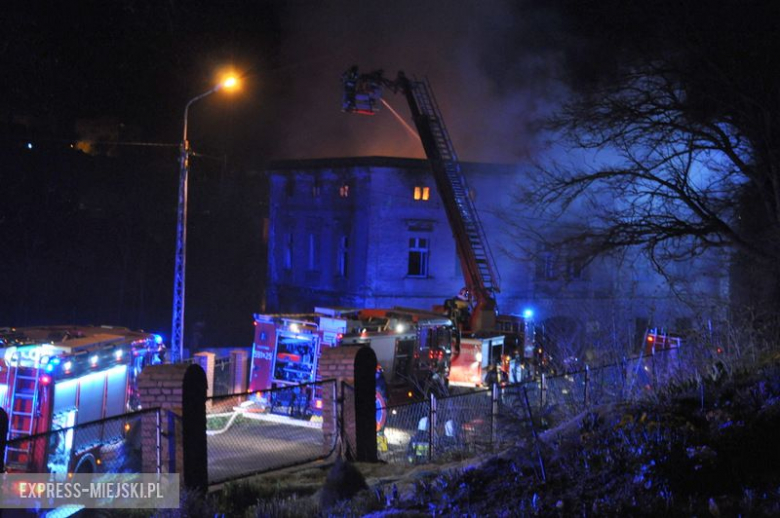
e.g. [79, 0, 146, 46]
[74, 454, 96, 474]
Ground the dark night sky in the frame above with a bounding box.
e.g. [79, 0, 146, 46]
[5, 0, 759, 347]
[1, 1, 566, 348]
[1, 1, 564, 164]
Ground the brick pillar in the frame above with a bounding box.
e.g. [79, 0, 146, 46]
[193, 352, 215, 397]
[182, 365, 208, 494]
[230, 349, 249, 393]
[0, 407, 7, 473]
[319, 346, 377, 461]
[137, 363, 188, 475]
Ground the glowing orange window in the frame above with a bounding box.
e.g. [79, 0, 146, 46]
[413, 186, 430, 201]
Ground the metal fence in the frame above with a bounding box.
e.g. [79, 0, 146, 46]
[435, 388, 494, 459]
[177, 356, 239, 397]
[213, 357, 234, 396]
[379, 345, 719, 466]
[205, 379, 337, 484]
[378, 398, 430, 464]
[341, 383, 357, 459]
[2, 408, 169, 474]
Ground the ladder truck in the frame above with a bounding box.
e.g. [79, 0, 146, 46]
[343, 68, 537, 386]
[0, 326, 164, 473]
[248, 307, 456, 408]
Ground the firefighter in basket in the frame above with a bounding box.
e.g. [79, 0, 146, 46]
[444, 287, 472, 330]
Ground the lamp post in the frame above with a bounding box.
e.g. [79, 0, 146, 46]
[171, 76, 238, 363]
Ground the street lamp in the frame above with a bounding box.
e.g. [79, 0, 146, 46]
[171, 75, 238, 363]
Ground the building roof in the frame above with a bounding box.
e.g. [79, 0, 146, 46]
[0, 325, 154, 353]
[267, 156, 520, 176]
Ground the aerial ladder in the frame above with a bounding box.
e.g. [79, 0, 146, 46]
[5, 357, 42, 468]
[342, 68, 501, 334]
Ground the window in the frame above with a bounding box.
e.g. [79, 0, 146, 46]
[536, 250, 557, 280]
[308, 233, 319, 270]
[407, 237, 429, 277]
[312, 178, 321, 197]
[566, 257, 584, 280]
[413, 186, 430, 201]
[285, 178, 295, 197]
[339, 183, 350, 198]
[338, 235, 349, 277]
[283, 233, 293, 270]
[544, 253, 556, 280]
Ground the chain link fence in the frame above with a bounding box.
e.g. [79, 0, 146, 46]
[1, 346, 719, 481]
[587, 361, 626, 405]
[376, 345, 726, 467]
[496, 383, 539, 450]
[341, 383, 357, 459]
[378, 399, 430, 464]
[205, 379, 337, 484]
[2, 408, 167, 474]
[213, 357, 234, 396]
[435, 388, 493, 460]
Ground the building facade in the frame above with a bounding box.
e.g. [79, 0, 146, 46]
[265, 157, 729, 356]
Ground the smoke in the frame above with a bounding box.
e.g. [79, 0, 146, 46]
[269, 0, 563, 163]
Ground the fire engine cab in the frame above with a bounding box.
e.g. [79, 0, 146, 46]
[249, 312, 346, 415]
[0, 325, 164, 473]
[249, 307, 457, 407]
[335, 307, 456, 401]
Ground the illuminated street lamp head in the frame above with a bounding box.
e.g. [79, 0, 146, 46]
[222, 75, 238, 89]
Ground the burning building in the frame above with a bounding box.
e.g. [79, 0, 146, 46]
[263, 156, 729, 357]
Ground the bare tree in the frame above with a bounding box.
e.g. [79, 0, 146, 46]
[519, 0, 780, 308]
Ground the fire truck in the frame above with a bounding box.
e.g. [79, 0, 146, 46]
[0, 325, 164, 473]
[644, 328, 683, 355]
[334, 307, 456, 400]
[343, 68, 542, 386]
[248, 307, 457, 409]
[248, 312, 346, 416]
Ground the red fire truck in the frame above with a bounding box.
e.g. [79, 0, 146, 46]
[0, 325, 164, 473]
[334, 307, 456, 401]
[248, 312, 347, 415]
[644, 328, 683, 355]
[249, 307, 457, 407]
[342, 68, 545, 387]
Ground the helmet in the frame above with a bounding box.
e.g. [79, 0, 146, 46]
[445, 420, 456, 437]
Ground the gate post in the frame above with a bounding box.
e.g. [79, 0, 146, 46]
[230, 349, 249, 393]
[491, 382, 499, 449]
[584, 365, 590, 408]
[193, 352, 215, 398]
[0, 407, 7, 473]
[429, 393, 437, 462]
[182, 365, 208, 494]
[137, 363, 208, 492]
[319, 346, 378, 462]
[353, 347, 377, 462]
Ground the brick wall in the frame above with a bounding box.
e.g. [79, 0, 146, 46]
[319, 346, 362, 456]
[137, 364, 188, 474]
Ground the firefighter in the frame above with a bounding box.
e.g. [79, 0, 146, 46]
[342, 66, 359, 111]
[444, 287, 472, 329]
[508, 349, 523, 384]
[482, 363, 499, 387]
[407, 416, 430, 463]
[439, 419, 459, 452]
